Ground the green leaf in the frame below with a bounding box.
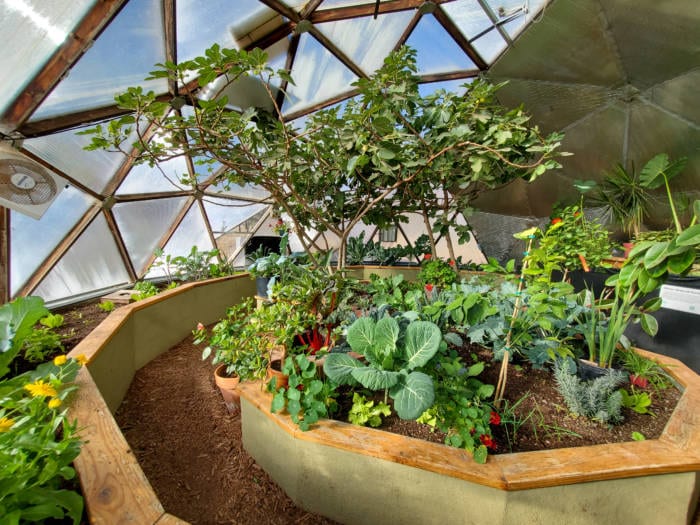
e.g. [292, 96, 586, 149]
[346, 317, 376, 355]
[639, 153, 670, 189]
[351, 367, 399, 390]
[676, 224, 700, 247]
[404, 321, 441, 370]
[472, 444, 488, 464]
[466, 362, 484, 377]
[390, 371, 434, 420]
[667, 248, 696, 275]
[271, 390, 286, 413]
[374, 316, 399, 356]
[640, 313, 658, 337]
[443, 332, 463, 347]
[642, 241, 669, 269]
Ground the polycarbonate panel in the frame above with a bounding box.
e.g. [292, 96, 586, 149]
[10, 187, 96, 295]
[116, 156, 191, 195]
[316, 11, 413, 76]
[30, 0, 167, 121]
[112, 197, 189, 274]
[488, 0, 623, 86]
[177, 0, 270, 61]
[600, 0, 700, 91]
[0, 0, 95, 114]
[145, 204, 214, 279]
[498, 0, 548, 40]
[316, 0, 370, 7]
[418, 78, 471, 97]
[443, 0, 495, 40]
[205, 181, 270, 201]
[405, 15, 477, 75]
[31, 214, 130, 303]
[491, 78, 613, 133]
[23, 121, 138, 194]
[471, 27, 508, 64]
[647, 69, 700, 127]
[281, 34, 358, 116]
[203, 197, 268, 234]
[627, 101, 700, 196]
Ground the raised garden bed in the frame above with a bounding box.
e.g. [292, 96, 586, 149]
[63, 272, 700, 524]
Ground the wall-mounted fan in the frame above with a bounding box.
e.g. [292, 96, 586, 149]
[0, 143, 66, 219]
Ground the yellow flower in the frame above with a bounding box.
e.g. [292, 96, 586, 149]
[48, 398, 62, 409]
[53, 355, 67, 366]
[0, 416, 14, 432]
[24, 380, 58, 398]
[74, 354, 88, 366]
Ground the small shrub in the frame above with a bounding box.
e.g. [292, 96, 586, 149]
[22, 328, 63, 364]
[554, 361, 626, 424]
[131, 281, 159, 301]
[348, 392, 391, 427]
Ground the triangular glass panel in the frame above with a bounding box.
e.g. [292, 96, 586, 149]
[0, 0, 95, 115]
[30, 0, 167, 121]
[145, 204, 214, 279]
[471, 27, 508, 64]
[496, 0, 548, 40]
[23, 119, 139, 194]
[405, 15, 477, 76]
[10, 187, 96, 296]
[316, 11, 413, 76]
[419, 78, 472, 97]
[443, 0, 496, 41]
[281, 34, 358, 116]
[205, 181, 270, 201]
[176, 0, 274, 63]
[32, 213, 131, 305]
[112, 196, 190, 274]
[116, 156, 192, 195]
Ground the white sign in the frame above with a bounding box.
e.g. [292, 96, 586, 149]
[659, 284, 700, 316]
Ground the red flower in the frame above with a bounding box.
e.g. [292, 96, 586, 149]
[425, 283, 434, 293]
[630, 374, 649, 389]
[489, 411, 501, 425]
[479, 434, 496, 450]
[423, 253, 432, 260]
[448, 260, 455, 267]
[551, 218, 562, 225]
[573, 211, 581, 217]
[196, 322, 205, 331]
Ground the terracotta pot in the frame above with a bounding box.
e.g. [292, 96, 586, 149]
[214, 364, 241, 415]
[266, 358, 288, 391]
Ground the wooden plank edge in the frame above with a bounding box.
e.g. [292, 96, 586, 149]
[69, 366, 175, 524]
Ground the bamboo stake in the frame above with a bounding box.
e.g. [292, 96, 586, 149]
[494, 233, 535, 407]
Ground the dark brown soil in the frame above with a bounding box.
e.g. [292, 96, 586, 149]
[51, 299, 692, 525]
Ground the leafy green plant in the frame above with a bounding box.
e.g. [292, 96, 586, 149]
[39, 313, 64, 329]
[0, 356, 84, 524]
[152, 246, 233, 283]
[553, 361, 626, 424]
[323, 316, 443, 420]
[98, 300, 115, 313]
[345, 232, 372, 265]
[348, 392, 391, 427]
[22, 328, 63, 364]
[418, 257, 459, 288]
[631, 431, 646, 441]
[416, 355, 496, 464]
[618, 348, 672, 390]
[620, 388, 653, 415]
[542, 203, 613, 273]
[270, 354, 338, 431]
[195, 298, 275, 381]
[0, 297, 49, 378]
[130, 281, 159, 301]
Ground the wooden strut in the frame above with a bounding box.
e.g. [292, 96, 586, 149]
[494, 234, 535, 408]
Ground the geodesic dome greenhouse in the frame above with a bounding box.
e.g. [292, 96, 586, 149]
[1, 0, 698, 307]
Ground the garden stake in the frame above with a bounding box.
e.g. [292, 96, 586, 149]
[494, 233, 535, 407]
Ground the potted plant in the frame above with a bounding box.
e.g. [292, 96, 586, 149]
[194, 299, 275, 413]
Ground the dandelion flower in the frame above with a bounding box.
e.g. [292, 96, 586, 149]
[53, 355, 67, 366]
[0, 416, 14, 432]
[75, 354, 88, 366]
[24, 380, 58, 398]
[48, 398, 62, 409]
